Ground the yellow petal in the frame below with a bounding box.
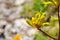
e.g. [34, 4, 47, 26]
[52, 0, 57, 5]
[43, 1, 54, 6]
[35, 12, 41, 18]
[40, 13, 46, 20]
[42, 22, 49, 26]
[32, 17, 36, 22]
[13, 34, 21, 40]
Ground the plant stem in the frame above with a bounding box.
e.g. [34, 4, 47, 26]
[35, 24, 57, 40]
[58, 0, 60, 40]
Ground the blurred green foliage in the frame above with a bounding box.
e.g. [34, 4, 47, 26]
[33, 0, 46, 12]
[25, 0, 58, 40]
[34, 32, 49, 40]
[26, 12, 58, 40]
[21, 0, 58, 18]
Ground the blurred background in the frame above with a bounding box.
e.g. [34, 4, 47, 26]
[0, 0, 59, 40]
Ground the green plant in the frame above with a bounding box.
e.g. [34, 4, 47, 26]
[25, 0, 59, 40]
[26, 12, 58, 40]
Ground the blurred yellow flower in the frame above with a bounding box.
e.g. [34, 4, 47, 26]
[26, 12, 49, 28]
[31, 12, 46, 26]
[43, 1, 54, 6]
[32, 17, 35, 21]
[13, 34, 21, 40]
[43, 0, 57, 6]
[52, 0, 57, 5]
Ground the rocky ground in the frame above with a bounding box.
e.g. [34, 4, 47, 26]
[0, 0, 37, 40]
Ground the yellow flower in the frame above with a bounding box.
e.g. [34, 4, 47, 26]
[43, 1, 55, 6]
[42, 22, 49, 26]
[32, 13, 46, 26]
[13, 34, 21, 40]
[32, 17, 35, 21]
[52, 17, 58, 21]
[40, 13, 46, 21]
[35, 12, 41, 18]
[52, 0, 57, 5]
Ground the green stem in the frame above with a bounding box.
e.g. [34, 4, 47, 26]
[35, 24, 57, 40]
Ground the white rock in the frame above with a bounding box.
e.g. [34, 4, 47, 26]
[0, 28, 4, 34]
[15, 0, 25, 6]
[0, 0, 5, 3]
[4, 23, 19, 40]
[0, 20, 7, 27]
[5, 0, 15, 4]
[0, 3, 6, 11]
[14, 19, 31, 30]
[4, 23, 13, 40]
[14, 19, 33, 36]
[26, 28, 37, 36]
[2, 9, 11, 16]
[0, 14, 4, 19]
[14, 19, 28, 34]
[14, 19, 25, 27]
